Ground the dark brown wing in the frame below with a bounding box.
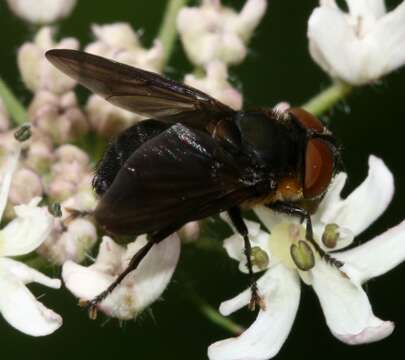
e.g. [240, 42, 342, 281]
[94, 123, 265, 236]
[46, 49, 233, 122]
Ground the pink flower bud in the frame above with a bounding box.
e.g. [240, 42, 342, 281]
[86, 95, 143, 138]
[9, 167, 43, 205]
[18, 27, 79, 94]
[28, 90, 88, 144]
[39, 218, 97, 265]
[54, 144, 89, 167]
[184, 61, 242, 110]
[177, 0, 267, 66]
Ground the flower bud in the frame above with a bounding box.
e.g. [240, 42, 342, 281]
[184, 61, 242, 110]
[86, 95, 143, 138]
[47, 178, 76, 202]
[28, 90, 88, 143]
[24, 138, 54, 174]
[7, 0, 77, 24]
[39, 218, 97, 265]
[9, 167, 43, 205]
[85, 23, 164, 72]
[56, 144, 88, 165]
[177, 0, 267, 66]
[18, 27, 79, 94]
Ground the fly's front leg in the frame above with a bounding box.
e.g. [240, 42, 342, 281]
[267, 202, 344, 268]
[82, 224, 180, 319]
[227, 207, 265, 311]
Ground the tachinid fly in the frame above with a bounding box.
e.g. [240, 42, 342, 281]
[46, 49, 342, 314]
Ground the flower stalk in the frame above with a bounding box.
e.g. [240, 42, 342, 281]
[188, 290, 244, 335]
[302, 81, 352, 116]
[0, 77, 27, 125]
[158, 0, 190, 67]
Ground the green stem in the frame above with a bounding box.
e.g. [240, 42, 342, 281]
[158, 0, 190, 67]
[189, 291, 244, 335]
[0, 77, 27, 125]
[302, 82, 353, 116]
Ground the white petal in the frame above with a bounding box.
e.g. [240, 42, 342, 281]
[308, 6, 366, 84]
[62, 260, 114, 299]
[364, 1, 405, 77]
[319, 156, 393, 237]
[0, 267, 62, 336]
[0, 145, 20, 220]
[124, 234, 181, 312]
[209, 265, 300, 360]
[337, 220, 405, 283]
[311, 260, 394, 344]
[346, 0, 386, 20]
[223, 219, 271, 273]
[0, 198, 53, 256]
[254, 206, 293, 232]
[0, 258, 61, 288]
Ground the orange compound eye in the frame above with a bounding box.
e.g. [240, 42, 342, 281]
[304, 139, 334, 199]
[289, 107, 324, 132]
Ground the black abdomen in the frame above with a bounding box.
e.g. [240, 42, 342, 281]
[93, 119, 169, 195]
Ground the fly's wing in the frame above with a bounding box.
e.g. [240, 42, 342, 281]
[94, 123, 263, 236]
[46, 49, 233, 130]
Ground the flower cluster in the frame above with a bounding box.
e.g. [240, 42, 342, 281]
[1, 2, 405, 360]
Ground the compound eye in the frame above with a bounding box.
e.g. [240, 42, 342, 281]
[289, 107, 324, 132]
[304, 139, 334, 198]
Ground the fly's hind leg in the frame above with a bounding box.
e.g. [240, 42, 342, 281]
[227, 207, 265, 311]
[83, 224, 180, 319]
[268, 202, 343, 268]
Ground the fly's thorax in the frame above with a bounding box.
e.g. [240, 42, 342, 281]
[234, 111, 301, 174]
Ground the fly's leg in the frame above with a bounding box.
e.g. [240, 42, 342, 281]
[228, 207, 265, 311]
[82, 225, 179, 319]
[268, 202, 344, 268]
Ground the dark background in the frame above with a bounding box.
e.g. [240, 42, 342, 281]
[0, 1, 404, 359]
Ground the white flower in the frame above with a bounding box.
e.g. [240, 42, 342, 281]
[0, 146, 62, 336]
[177, 0, 267, 66]
[184, 61, 243, 110]
[7, 0, 76, 24]
[208, 155, 405, 360]
[62, 234, 180, 320]
[85, 23, 164, 136]
[18, 27, 79, 94]
[308, 0, 405, 85]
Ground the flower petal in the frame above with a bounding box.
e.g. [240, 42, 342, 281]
[346, 0, 386, 20]
[337, 220, 405, 284]
[0, 145, 20, 220]
[364, 1, 405, 78]
[122, 234, 181, 311]
[0, 266, 62, 336]
[0, 258, 60, 288]
[318, 156, 393, 237]
[0, 197, 53, 256]
[209, 264, 300, 360]
[222, 218, 271, 273]
[254, 205, 293, 232]
[308, 5, 366, 84]
[62, 260, 114, 299]
[310, 260, 394, 345]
